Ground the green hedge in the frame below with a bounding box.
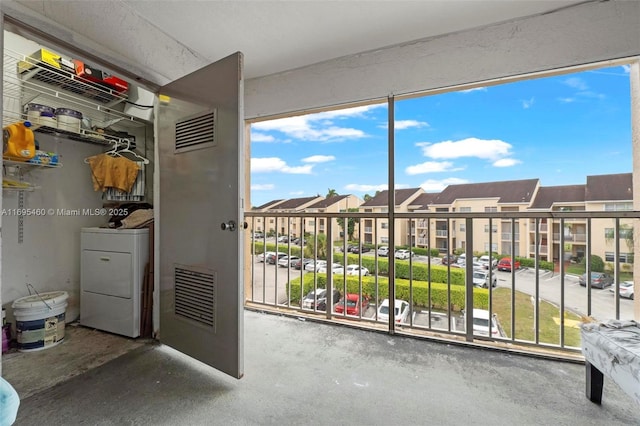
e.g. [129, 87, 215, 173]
[287, 273, 488, 311]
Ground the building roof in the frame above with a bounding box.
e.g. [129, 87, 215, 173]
[431, 179, 539, 205]
[529, 185, 585, 209]
[308, 194, 349, 209]
[585, 173, 632, 202]
[253, 199, 284, 210]
[268, 196, 322, 210]
[360, 188, 424, 207]
[408, 192, 440, 209]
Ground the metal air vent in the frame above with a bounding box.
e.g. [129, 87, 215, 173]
[174, 266, 216, 329]
[174, 110, 216, 153]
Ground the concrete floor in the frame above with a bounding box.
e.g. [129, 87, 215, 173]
[7, 310, 640, 425]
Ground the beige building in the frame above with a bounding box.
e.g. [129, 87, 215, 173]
[527, 173, 633, 265]
[304, 194, 363, 243]
[253, 196, 323, 238]
[420, 179, 540, 256]
[359, 188, 425, 246]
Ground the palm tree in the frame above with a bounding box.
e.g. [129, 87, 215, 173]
[326, 188, 338, 198]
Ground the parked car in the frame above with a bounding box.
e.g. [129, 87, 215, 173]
[266, 252, 287, 264]
[441, 254, 457, 265]
[257, 251, 274, 262]
[277, 255, 300, 268]
[304, 260, 327, 272]
[394, 249, 413, 259]
[497, 257, 520, 272]
[291, 258, 313, 270]
[579, 272, 614, 289]
[377, 246, 389, 257]
[467, 309, 502, 337]
[350, 245, 371, 254]
[301, 288, 341, 310]
[276, 235, 289, 243]
[609, 281, 635, 299]
[345, 264, 369, 276]
[478, 255, 498, 270]
[472, 270, 497, 288]
[456, 254, 477, 266]
[252, 232, 264, 239]
[318, 263, 344, 274]
[376, 299, 411, 324]
[334, 293, 369, 316]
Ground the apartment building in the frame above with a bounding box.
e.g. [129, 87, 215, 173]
[358, 188, 425, 246]
[303, 194, 363, 242]
[418, 179, 540, 255]
[250, 199, 285, 234]
[253, 196, 323, 238]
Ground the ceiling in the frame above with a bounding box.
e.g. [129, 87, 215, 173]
[121, 0, 585, 80]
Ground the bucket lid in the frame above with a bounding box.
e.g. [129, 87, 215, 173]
[55, 108, 83, 119]
[12, 291, 69, 309]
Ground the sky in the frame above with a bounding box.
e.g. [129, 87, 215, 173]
[250, 64, 632, 207]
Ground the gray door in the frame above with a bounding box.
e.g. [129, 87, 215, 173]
[158, 53, 244, 378]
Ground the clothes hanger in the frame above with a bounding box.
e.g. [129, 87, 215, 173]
[114, 139, 149, 164]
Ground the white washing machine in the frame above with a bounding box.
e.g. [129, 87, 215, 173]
[80, 227, 149, 338]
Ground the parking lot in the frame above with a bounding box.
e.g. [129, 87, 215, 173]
[250, 251, 633, 329]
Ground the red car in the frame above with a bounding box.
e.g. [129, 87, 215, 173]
[334, 293, 369, 316]
[497, 257, 521, 272]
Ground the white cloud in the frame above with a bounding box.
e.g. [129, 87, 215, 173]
[289, 191, 305, 196]
[251, 157, 313, 174]
[420, 178, 469, 192]
[558, 97, 575, 103]
[521, 97, 534, 109]
[492, 158, 522, 167]
[622, 65, 631, 74]
[564, 77, 588, 91]
[251, 104, 384, 142]
[405, 161, 464, 175]
[250, 132, 275, 143]
[379, 120, 429, 130]
[251, 184, 274, 190]
[416, 138, 513, 162]
[302, 155, 335, 163]
[459, 87, 487, 93]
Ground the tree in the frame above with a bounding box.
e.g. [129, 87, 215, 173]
[604, 223, 634, 253]
[337, 208, 360, 241]
[581, 254, 605, 272]
[326, 188, 338, 198]
[304, 233, 327, 259]
[363, 193, 373, 202]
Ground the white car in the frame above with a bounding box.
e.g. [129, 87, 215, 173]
[472, 270, 497, 288]
[377, 246, 389, 257]
[394, 249, 413, 260]
[277, 256, 300, 268]
[469, 309, 502, 337]
[345, 264, 369, 276]
[304, 260, 327, 272]
[609, 281, 635, 299]
[478, 255, 498, 270]
[377, 299, 411, 324]
[258, 251, 274, 262]
[317, 263, 343, 274]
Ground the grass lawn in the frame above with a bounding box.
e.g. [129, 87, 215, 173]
[491, 287, 582, 348]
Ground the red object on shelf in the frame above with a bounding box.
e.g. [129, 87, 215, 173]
[72, 59, 129, 94]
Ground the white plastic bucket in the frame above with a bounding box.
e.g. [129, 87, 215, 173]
[12, 291, 68, 352]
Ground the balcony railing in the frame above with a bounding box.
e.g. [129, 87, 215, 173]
[245, 210, 639, 358]
[553, 233, 587, 242]
[529, 244, 549, 254]
[501, 233, 520, 241]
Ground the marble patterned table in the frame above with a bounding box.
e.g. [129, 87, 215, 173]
[580, 320, 640, 406]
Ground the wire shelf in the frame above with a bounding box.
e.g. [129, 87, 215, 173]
[3, 48, 146, 131]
